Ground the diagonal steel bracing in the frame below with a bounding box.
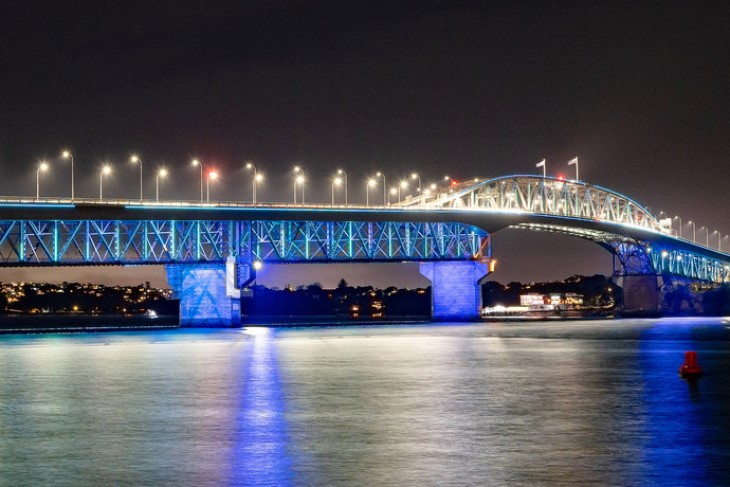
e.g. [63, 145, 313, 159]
[0, 219, 488, 266]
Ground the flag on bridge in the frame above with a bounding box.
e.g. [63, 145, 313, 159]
[536, 159, 545, 168]
[567, 157, 579, 180]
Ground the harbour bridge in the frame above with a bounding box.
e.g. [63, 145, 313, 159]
[0, 174, 727, 325]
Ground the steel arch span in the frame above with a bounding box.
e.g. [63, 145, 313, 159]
[405, 175, 663, 232]
[402, 175, 729, 284]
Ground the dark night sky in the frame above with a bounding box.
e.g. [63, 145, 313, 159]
[1, 1, 728, 288]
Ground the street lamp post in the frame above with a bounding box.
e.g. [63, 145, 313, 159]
[700, 226, 709, 247]
[99, 165, 111, 200]
[722, 235, 729, 253]
[337, 169, 348, 205]
[293, 167, 304, 204]
[332, 176, 342, 205]
[398, 180, 409, 202]
[366, 178, 376, 206]
[206, 170, 218, 203]
[688, 221, 696, 242]
[245, 162, 259, 204]
[295, 174, 305, 205]
[36, 161, 49, 198]
[191, 159, 203, 202]
[712, 230, 721, 250]
[130, 155, 143, 200]
[389, 187, 397, 205]
[410, 173, 421, 194]
[376, 172, 386, 205]
[674, 216, 682, 239]
[156, 168, 168, 201]
[61, 150, 74, 200]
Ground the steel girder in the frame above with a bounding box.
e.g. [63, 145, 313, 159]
[406, 175, 662, 233]
[0, 219, 488, 265]
[510, 222, 730, 284]
[649, 246, 730, 284]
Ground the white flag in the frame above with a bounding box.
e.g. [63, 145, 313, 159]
[567, 157, 578, 166]
[536, 159, 545, 168]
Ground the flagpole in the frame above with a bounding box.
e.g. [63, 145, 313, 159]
[536, 159, 546, 177]
[568, 157, 579, 180]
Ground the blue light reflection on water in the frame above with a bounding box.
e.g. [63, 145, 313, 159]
[227, 327, 295, 486]
[638, 319, 730, 486]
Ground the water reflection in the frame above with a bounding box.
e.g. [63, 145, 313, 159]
[228, 328, 295, 485]
[0, 320, 728, 485]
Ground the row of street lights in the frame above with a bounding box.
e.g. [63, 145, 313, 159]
[668, 215, 728, 252]
[34, 151, 448, 206]
[36, 156, 170, 201]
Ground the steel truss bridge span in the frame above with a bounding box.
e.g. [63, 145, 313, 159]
[0, 218, 488, 266]
[0, 174, 727, 284]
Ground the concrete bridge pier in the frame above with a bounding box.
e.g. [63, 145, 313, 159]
[166, 257, 249, 327]
[613, 274, 663, 317]
[420, 261, 490, 321]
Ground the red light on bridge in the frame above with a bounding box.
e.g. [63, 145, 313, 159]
[556, 174, 565, 180]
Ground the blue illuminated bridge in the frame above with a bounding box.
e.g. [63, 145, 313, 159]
[1, 175, 728, 325]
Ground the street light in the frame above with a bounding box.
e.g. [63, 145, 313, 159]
[130, 155, 143, 200]
[332, 176, 342, 205]
[700, 226, 709, 247]
[674, 216, 682, 239]
[337, 169, 348, 205]
[99, 165, 112, 200]
[293, 166, 303, 204]
[376, 171, 386, 205]
[366, 178, 376, 206]
[410, 173, 421, 194]
[61, 150, 74, 200]
[688, 221, 696, 242]
[156, 168, 168, 201]
[444, 175, 454, 193]
[722, 235, 729, 253]
[295, 174, 305, 204]
[36, 161, 49, 198]
[712, 230, 721, 250]
[191, 159, 203, 202]
[389, 187, 397, 205]
[398, 180, 409, 201]
[206, 170, 218, 203]
[245, 161, 260, 204]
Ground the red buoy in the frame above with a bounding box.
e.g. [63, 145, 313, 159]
[679, 351, 702, 376]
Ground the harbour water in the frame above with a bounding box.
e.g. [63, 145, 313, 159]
[1, 318, 730, 486]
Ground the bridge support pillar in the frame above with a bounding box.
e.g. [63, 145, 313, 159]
[166, 258, 242, 327]
[614, 274, 662, 317]
[420, 261, 490, 321]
